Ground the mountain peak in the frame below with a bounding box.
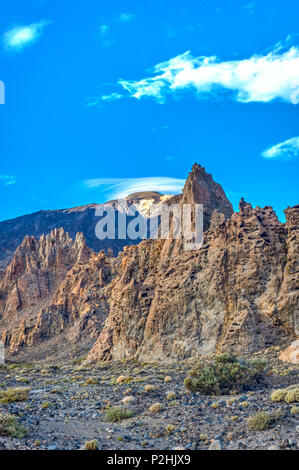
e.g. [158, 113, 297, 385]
[182, 162, 234, 230]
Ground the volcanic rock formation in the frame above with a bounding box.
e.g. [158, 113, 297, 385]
[0, 164, 297, 362]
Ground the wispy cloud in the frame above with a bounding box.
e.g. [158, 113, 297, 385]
[86, 92, 123, 107]
[98, 12, 136, 47]
[262, 136, 299, 160]
[118, 13, 136, 23]
[99, 24, 110, 37]
[113, 43, 299, 105]
[0, 175, 16, 186]
[243, 2, 255, 14]
[165, 155, 181, 162]
[82, 177, 185, 199]
[3, 21, 50, 51]
[164, 23, 201, 39]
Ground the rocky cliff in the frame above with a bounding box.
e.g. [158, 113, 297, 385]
[87, 191, 298, 362]
[0, 164, 297, 362]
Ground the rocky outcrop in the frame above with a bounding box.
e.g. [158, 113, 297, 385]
[87, 171, 298, 362]
[0, 164, 298, 362]
[0, 228, 110, 355]
[279, 340, 299, 364]
[181, 163, 233, 230]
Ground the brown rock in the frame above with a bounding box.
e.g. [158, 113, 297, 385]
[0, 164, 298, 363]
[279, 340, 299, 364]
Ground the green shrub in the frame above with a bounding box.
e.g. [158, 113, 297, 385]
[85, 377, 98, 385]
[285, 387, 299, 403]
[149, 402, 163, 413]
[271, 385, 299, 403]
[247, 412, 272, 431]
[166, 392, 177, 401]
[0, 414, 27, 438]
[165, 424, 175, 434]
[271, 389, 287, 402]
[247, 410, 283, 431]
[0, 387, 30, 404]
[41, 401, 51, 409]
[105, 406, 134, 422]
[184, 353, 266, 395]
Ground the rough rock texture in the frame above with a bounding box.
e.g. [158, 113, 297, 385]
[0, 164, 298, 362]
[0, 228, 110, 355]
[87, 170, 298, 362]
[279, 340, 299, 364]
[181, 163, 233, 231]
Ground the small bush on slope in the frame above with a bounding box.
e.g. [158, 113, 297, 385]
[105, 406, 134, 422]
[0, 387, 30, 404]
[271, 385, 299, 403]
[184, 353, 266, 395]
[247, 411, 283, 431]
[0, 414, 27, 438]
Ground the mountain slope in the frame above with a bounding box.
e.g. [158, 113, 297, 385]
[0, 193, 173, 271]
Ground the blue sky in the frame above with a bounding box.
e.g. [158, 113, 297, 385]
[0, 0, 298, 222]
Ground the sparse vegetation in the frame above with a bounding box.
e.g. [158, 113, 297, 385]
[165, 424, 175, 434]
[284, 387, 299, 403]
[85, 377, 98, 385]
[0, 387, 30, 404]
[0, 413, 27, 438]
[166, 392, 177, 400]
[122, 395, 135, 406]
[0, 350, 296, 450]
[247, 411, 283, 431]
[271, 385, 299, 403]
[164, 376, 172, 383]
[105, 406, 134, 422]
[149, 402, 163, 413]
[116, 375, 132, 384]
[184, 353, 266, 395]
[41, 401, 51, 409]
[210, 402, 219, 409]
[226, 398, 237, 406]
[84, 439, 98, 450]
[290, 406, 299, 415]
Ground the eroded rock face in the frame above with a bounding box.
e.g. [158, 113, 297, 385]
[0, 228, 113, 355]
[0, 164, 298, 362]
[87, 199, 298, 362]
[0, 228, 90, 318]
[279, 340, 299, 364]
[181, 163, 234, 231]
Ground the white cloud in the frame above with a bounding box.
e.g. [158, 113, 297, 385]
[118, 13, 136, 23]
[0, 175, 16, 186]
[101, 92, 123, 101]
[82, 177, 185, 199]
[3, 21, 50, 51]
[99, 24, 110, 37]
[243, 2, 255, 14]
[97, 12, 135, 47]
[262, 136, 299, 160]
[85, 92, 123, 107]
[117, 44, 299, 104]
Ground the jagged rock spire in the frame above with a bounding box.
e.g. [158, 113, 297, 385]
[182, 163, 233, 230]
